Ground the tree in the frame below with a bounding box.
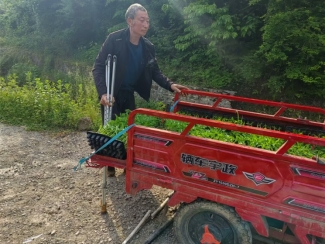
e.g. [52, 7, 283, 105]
[163, 0, 265, 89]
[256, 0, 325, 102]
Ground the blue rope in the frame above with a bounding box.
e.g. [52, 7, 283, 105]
[74, 123, 135, 171]
[169, 99, 180, 112]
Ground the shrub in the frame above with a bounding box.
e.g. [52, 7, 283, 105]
[0, 75, 100, 130]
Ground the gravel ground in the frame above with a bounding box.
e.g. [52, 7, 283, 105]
[0, 123, 268, 244]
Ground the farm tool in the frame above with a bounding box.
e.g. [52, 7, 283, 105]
[83, 89, 325, 244]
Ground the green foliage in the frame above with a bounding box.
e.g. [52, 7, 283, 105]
[97, 98, 168, 145]
[161, 0, 265, 89]
[98, 111, 129, 145]
[135, 97, 167, 112]
[174, 3, 237, 51]
[98, 110, 325, 159]
[8, 64, 40, 86]
[164, 119, 189, 133]
[0, 74, 100, 130]
[256, 0, 325, 101]
[77, 42, 102, 64]
[0, 0, 324, 107]
[0, 0, 109, 56]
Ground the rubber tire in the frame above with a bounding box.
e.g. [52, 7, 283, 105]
[316, 237, 325, 244]
[174, 201, 252, 244]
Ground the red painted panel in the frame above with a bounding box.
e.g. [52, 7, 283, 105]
[173, 143, 284, 197]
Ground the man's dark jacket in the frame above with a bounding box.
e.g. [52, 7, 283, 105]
[92, 28, 174, 101]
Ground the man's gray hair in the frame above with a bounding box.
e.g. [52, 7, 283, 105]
[125, 3, 147, 20]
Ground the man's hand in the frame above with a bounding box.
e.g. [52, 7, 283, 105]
[171, 84, 189, 95]
[100, 94, 115, 106]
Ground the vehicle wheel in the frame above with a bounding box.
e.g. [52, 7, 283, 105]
[316, 237, 325, 244]
[174, 201, 252, 244]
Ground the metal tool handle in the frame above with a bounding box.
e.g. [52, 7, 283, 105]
[109, 55, 117, 121]
[104, 54, 112, 125]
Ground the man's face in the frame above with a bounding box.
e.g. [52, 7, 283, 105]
[128, 10, 149, 37]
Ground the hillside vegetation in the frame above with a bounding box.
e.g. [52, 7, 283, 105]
[0, 0, 324, 130]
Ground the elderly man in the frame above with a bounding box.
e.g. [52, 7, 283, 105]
[92, 3, 187, 176]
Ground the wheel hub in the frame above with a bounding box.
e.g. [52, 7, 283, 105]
[200, 225, 221, 244]
[187, 210, 237, 244]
